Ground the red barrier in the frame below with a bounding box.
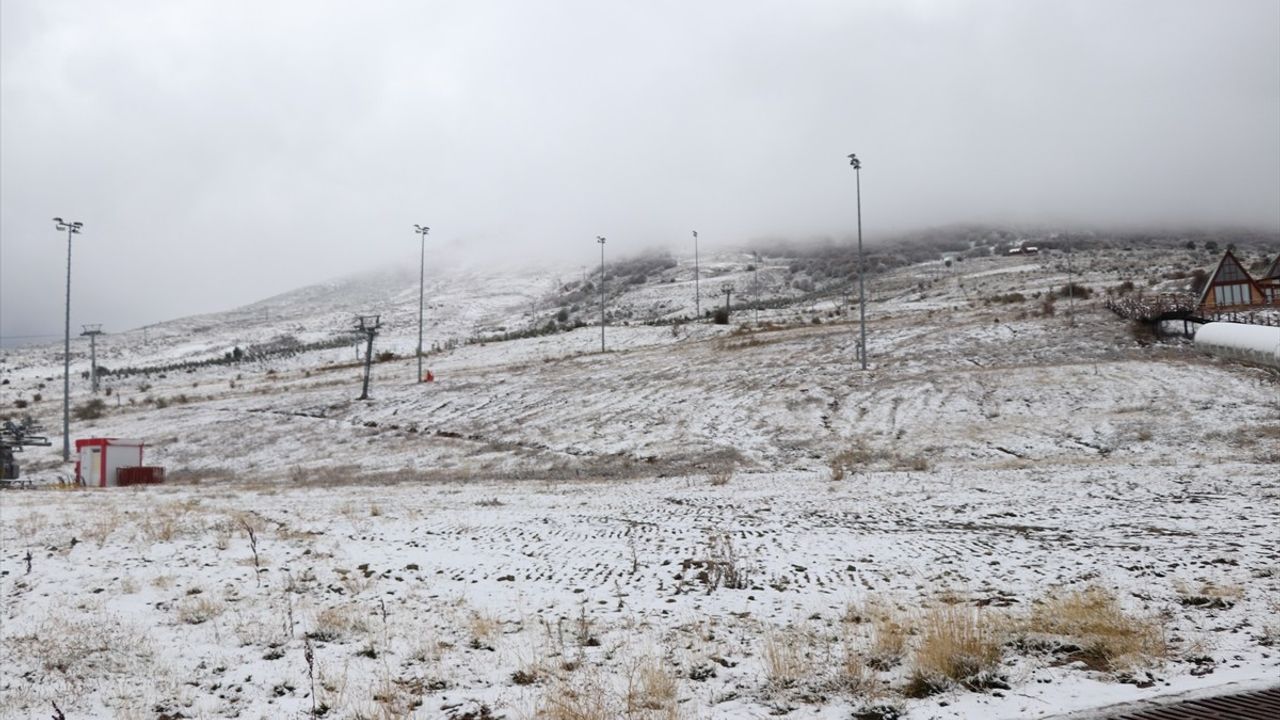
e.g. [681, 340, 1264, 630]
[117, 466, 165, 486]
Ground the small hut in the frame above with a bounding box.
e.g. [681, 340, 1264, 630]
[75, 438, 163, 487]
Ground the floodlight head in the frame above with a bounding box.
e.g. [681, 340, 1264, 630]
[692, 230, 697, 238]
[847, 153, 861, 170]
[596, 236, 606, 243]
[73, 222, 83, 228]
[53, 217, 64, 223]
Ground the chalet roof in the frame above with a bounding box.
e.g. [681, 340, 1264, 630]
[1264, 255, 1280, 281]
[1195, 249, 1266, 307]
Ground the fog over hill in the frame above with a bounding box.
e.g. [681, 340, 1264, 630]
[3, 1, 1278, 342]
[3, 4, 1279, 715]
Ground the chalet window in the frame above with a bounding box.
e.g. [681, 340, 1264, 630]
[1214, 283, 1250, 306]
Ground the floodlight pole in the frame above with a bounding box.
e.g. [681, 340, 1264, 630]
[81, 325, 104, 393]
[753, 251, 760, 326]
[693, 230, 701, 319]
[848, 154, 868, 370]
[413, 224, 429, 382]
[1066, 235, 1076, 326]
[597, 236, 607, 352]
[54, 218, 83, 461]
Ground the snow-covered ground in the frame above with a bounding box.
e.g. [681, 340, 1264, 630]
[2, 246, 1278, 719]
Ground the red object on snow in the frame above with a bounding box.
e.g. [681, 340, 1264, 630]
[117, 466, 165, 486]
[424, 370, 435, 382]
[74, 437, 162, 487]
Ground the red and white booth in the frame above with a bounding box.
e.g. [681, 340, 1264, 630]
[75, 438, 164, 487]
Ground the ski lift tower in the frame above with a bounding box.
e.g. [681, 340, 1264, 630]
[1, 420, 51, 485]
[355, 315, 382, 400]
[81, 324, 104, 393]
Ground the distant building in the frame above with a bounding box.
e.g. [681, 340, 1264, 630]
[1259, 255, 1280, 304]
[75, 437, 163, 487]
[1195, 250, 1270, 312]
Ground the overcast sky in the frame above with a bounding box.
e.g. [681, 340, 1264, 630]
[2, 0, 1278, 343]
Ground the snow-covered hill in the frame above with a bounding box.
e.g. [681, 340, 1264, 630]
[1, 242, 1278, 720]
[3, 244, 1274, 482]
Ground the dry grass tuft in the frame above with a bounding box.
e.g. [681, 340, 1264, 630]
[828, 443, 879, 480]
[1259, 600, 1280, 647]
[761, 628, 815, 690]
[836, 636, 877, 696]
[307, 604, 370, 642]
[370, 669, 428, 717]
[893, 454, 931, 472]
[469, 610, 502, 647]
[1175, 581, 1243, 610]
[828, 458, 847, 482]
[680, 531, 751, 593]
[176, 594, 225, 625]
[536, 675, 616, 720]
[707, 470, 733, 487]
[829, 443, 930, 475]
[1023, 585, 1166, 672]
[627, 658, 679, 714]
[408, 630, 446, 664]
[905, 606, 1004, 696]
[138, 500, 205, 543]
[866, 613, 910, 671]
[83, 509, 121, 546]
[6, 606, 155, 686]
[535, 659, 681, 720]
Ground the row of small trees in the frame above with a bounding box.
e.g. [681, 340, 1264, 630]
[106, 334, 358, 378]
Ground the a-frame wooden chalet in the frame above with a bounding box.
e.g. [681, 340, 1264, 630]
[1196, 250, 1268, 312]
[1258, 255, 1280, 304]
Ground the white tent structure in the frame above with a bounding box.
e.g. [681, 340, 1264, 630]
[1194, 322, 1280, 369]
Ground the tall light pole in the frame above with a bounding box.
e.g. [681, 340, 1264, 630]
[413, 224, 429, 382]
[847, 154, 868, 370]
[81, 324, 104, 393]
[692, 230, 701, 319]
[54, 218, 83, 461]
[1065, 235, 1076, 326]
[753, 251, 761, 326]
[596, 236, 607, 352]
